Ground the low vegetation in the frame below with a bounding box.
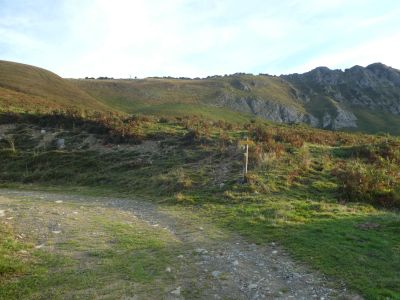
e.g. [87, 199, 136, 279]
[0, 109, 399, 299]
[0, 197, 179, 299]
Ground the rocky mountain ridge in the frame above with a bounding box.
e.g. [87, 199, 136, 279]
[202, 63, 400, 131]
[279, 63, 400, 130]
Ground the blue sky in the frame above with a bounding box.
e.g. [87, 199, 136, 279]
[1, 0, 400, 78]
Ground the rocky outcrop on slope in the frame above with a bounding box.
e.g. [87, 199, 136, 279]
[216, 93, 319, 126]
[321, 107, 357, 129]
[283, 63, 400, 115]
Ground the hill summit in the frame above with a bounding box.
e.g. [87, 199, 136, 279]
[1, 60, 400, 134]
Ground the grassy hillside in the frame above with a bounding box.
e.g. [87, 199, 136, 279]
[73, 75, 400, 135]
[349, 108, 400, 135]
[2, 60, 400, 298]
[0, 60, 259, 123]
[71, 75, 304, 120]
[0, 110, 399, 299]
[2, 60, 400, 135]
[0, 60, 109, 113]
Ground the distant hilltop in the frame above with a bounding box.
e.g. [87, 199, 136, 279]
[1, 59, 400, 135]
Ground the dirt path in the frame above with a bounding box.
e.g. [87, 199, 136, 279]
[0, 189, 361, 299]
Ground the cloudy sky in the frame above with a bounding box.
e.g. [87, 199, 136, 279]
[1, 0, 400, 78]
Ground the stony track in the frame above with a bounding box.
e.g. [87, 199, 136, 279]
[0, 189, 361, 299]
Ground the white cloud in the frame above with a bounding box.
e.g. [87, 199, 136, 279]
[287, 32, 400, 73]
[1, 0, 400, 77]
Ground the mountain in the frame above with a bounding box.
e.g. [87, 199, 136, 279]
[282, 63, 400, 133]
[72, 63, 400, 134]
[0, 60, 108, 112]
[1, 59, 400, 134]
[71, 74, 307, 124]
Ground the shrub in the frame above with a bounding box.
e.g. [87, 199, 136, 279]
[243, 172, 268, 193]
[346, 141, 400, 163]
[155, 168, 193, 194]
[332, 159, 400, 208]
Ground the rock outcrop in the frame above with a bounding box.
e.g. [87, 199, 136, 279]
[283, 63, 400, 114]
[216, 93, 319, 126]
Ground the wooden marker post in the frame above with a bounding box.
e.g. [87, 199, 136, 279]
[239, 137, 254, 182]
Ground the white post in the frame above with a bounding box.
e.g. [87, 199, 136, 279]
[243, 138, 249, 180]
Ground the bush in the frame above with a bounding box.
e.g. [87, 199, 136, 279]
[243, 172, 268, 193]
[333, 159, 400, 208]
[346, 141, 400, 163]
[154, 168, 193, 194]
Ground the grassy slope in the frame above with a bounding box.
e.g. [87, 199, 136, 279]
[0, 60, 109, 112]
[71, 74, 304, 121]
[2, 59, 399, 135]
[0, 60, 259, 123]
[0, 115, 399, 299]
[349, 108, 400, 135]
[73, 76, 400, 136]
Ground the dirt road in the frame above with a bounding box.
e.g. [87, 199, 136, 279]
[0, 189, 361, 299]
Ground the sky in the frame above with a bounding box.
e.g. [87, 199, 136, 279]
[1, 0, 400, 78]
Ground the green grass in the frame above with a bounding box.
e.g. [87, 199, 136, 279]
[349, 108, 400, 135]
[0, 224, 32, 281]
[0, 115, 399, 299]
[72, 75, 301, 124]
[133, 102, 255, 124]
[203, 195, 400, 299]
[0, 201, 179, 299]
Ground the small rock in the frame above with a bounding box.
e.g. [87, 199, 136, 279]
[0, 210, 5, 217]
[6, 217, 13, 220]
[233, 260, 239, 266]
[52, 230, 61, 234]
[212, 271, 221, 278]
[73, 211, 78, 215]
[177, 254, 184, 259]
[40, 129, 46, 134]
[195, 248, 208, 254]
[249, 283, 258, 290]
[19, 250, 28, 254]
[199, 226, 204, 231]
[170, 287, 181, 296]
[56, 139, 65, 149]
[35, 244, 45, 249]
[272, 250, 278, 254]
[55, 200, 63, 204]
[165, 267, 171, 273]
